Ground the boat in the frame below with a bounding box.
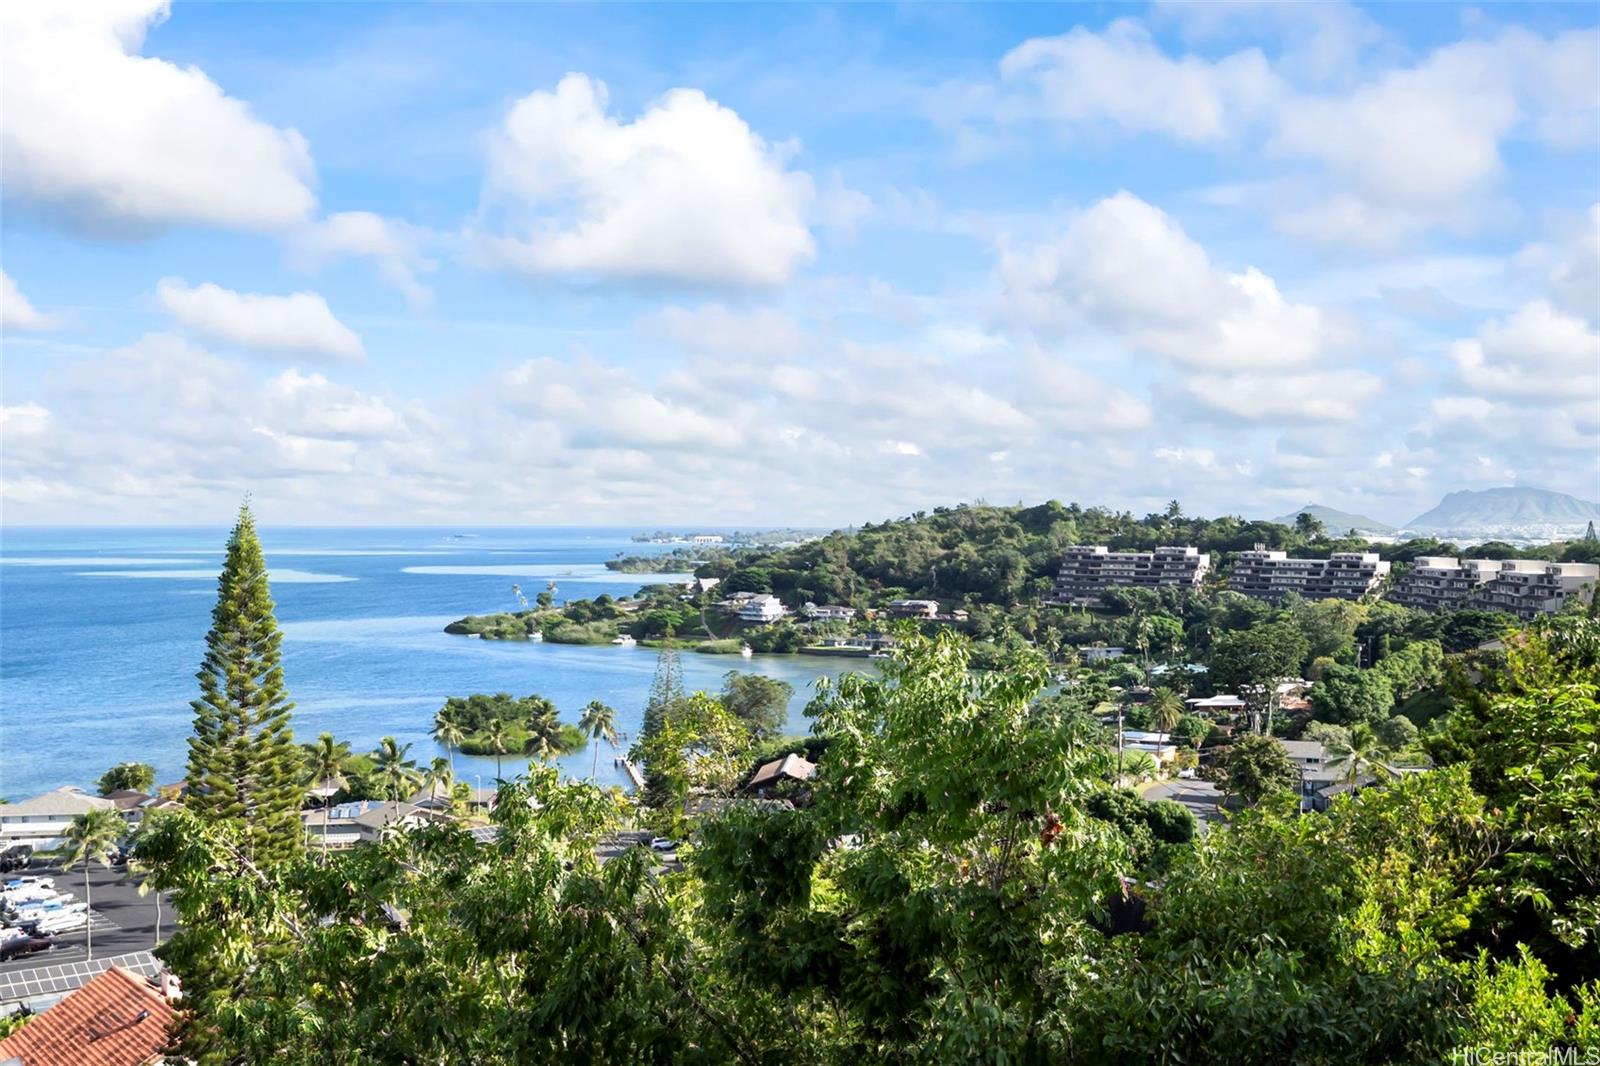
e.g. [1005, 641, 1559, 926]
[611, 634, 637, 646]
[530, 630, 544, 642]
[740, 643, 754, 658]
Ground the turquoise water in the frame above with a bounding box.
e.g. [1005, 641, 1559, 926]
[0, 527, 868, 800]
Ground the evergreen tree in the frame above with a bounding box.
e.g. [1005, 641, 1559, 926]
[184, 503, 304, 865]
[641, 641, 684, 740]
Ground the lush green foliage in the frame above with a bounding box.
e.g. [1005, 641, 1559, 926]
[717, 671, 793, 738]
[1214, 733, 1300, 805]
[96, 761, 156, 795]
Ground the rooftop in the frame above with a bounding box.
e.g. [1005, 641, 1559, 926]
[0, 789, 117, 820]
[0, 965, 174, 1066]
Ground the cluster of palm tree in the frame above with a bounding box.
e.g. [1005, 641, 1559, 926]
[430, 700, 620, 784]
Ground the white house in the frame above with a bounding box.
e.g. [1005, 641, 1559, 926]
[301, 800, 440, 850]
[1077, 645, 1126, 663]
[737, 594, 787, 624]
[804, 603, 857, 621]
[0, 787, 118, 846]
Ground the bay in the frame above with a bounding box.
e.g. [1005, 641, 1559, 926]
[0, 526, 868, 799]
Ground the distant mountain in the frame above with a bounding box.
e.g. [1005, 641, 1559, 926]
[1271, 503, 1396, 535]
[1407, 487, 1600, 530]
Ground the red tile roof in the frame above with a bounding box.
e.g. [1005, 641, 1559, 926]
[0, 966, 174, 1066]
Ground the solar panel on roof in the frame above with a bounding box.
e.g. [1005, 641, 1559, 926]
[0, 951, 162, 1005]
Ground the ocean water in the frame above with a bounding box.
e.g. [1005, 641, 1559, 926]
[0, 527, 869, 800]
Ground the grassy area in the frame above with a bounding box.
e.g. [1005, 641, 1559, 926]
[693, 638, 746, 654]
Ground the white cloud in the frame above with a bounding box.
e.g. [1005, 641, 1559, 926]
[0, 403, 51, 436]
[157, 279, 365, 361]
[0, 271, 58, 331]
[499, 358, 744, 450]
[291, 212, 435, 309]
[999, 19, 1279, 142]
[1001, 191, 1337, 371]
[1449, 300, 1600, 403]
[476, 74, 815, 286]
[1, 1, 316, 232]
[1184, 370, 1381, 422]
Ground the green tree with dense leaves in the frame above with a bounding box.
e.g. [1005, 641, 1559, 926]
[1215, 733, 1300, 805]
[1312, 662, 1395, 726]
[1208, 621, 1311, 733]
[717, 671, 793, 738]
[577, 699, 619, 781]
[184, 503, 304, 865]
[63, 807, 123, 960]
[96, 761, 156, 796]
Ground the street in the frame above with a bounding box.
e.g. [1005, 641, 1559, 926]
[1141, 778, 1226, 832]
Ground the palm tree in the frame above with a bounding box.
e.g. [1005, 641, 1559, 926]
[1121, 750, 1160, 784]
[64, 807, 123, 961]
[373, 736, 421, 802]
[305, 733, 351, 862]
[484, 718, 510, 782]
[523, 730, 556, 764]
[1148, 688, 1184, 745]
[1326, 723, 1398, 787]
[423, 757, 452, 807]
[432, 708, 464, 780]
[577, 700, 619, 781]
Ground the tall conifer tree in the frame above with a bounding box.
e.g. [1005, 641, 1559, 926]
[185, 503, 303, 864]
[641, 641, 684, 740]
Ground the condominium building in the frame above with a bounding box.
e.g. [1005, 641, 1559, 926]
[1391, 557, 1502, 611]
[1047, 545, 1211, 606]
[1390, 556, 1598, 618]
[1467, 560, 1599, 620]
[1228, 548, 1389, 603]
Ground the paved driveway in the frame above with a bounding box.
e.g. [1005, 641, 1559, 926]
[1, 861, 171, 975]
[1141, 778, 1225, 831]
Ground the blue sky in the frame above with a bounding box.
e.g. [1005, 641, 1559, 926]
[1, 1, 1596, 526]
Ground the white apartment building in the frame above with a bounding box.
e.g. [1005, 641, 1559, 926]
[1048, 546, 1210, 606]
[737, 594, 788, 624]
[1392, 556, 1598, 618]
[1229, 548, 1389, 603]
[1391, 557, 1504, 611]
[1468, 560, 1599, 620]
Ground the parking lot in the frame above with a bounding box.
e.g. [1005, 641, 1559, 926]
[2, 861, 172, 974]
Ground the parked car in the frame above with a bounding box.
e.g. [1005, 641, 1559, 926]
[0, 936, 53, 962]
[649, 837, 677, 852]
[0, 847, 33, 873]
[31, 911, 88, 936]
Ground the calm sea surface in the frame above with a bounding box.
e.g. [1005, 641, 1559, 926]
[0, 527, 868, 799]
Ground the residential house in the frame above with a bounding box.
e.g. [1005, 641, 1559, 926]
[1229, 548, 1389, 603]
[0, 965, 178, 1066]
[744, 754, 817, 797]
[736, 594, 787, 624]
[1185, 694, 1247, 716]
[0, 788, 118, 848]
[1048, 545, 1211, 606]
[803, 603, 857, 621]
[886, 599, 940, 619]
[300, 800, 441, 850]
[1118, 730, 1180, 763]
[1076, 645, 1126, 663]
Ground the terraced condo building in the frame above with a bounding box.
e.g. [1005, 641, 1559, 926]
[1048, 545, 1211, 606]
[1394, 556, 1598, 619]
[1228, 548, 1390, 603]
